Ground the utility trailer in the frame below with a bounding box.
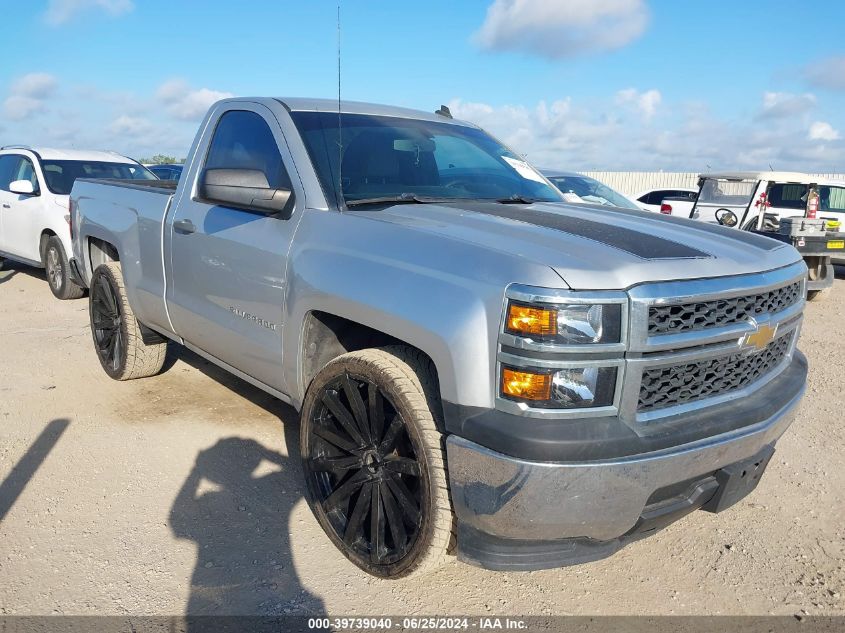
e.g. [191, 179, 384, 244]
[764, 216, 843, 300]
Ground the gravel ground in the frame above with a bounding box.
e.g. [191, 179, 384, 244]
[0, 261, 843, 617]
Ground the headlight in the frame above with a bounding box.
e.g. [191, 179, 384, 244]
[506, 301, 622, 345]
[500, 365, 617, 409]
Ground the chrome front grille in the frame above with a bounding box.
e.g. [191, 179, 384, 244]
[622, 262, 807, 425]
[637, 332, 793, 413]
[647, 280, 802, 336]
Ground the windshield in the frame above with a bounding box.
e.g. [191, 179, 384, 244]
[290, 112, 563, 206]
[697, 178, 756, 206]
[547, 175, 640, 210]
[41, 160, 157, 195]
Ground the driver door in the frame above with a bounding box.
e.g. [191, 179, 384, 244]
[165, 104, 302, 392]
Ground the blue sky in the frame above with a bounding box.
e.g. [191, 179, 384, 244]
[2, 0, 844, 171]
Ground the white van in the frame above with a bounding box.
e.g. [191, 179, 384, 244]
[0, 146, 156, 298]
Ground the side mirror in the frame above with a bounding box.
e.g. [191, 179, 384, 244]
[197, 168, 294, 218]
[9, 179, 37, 196]
[715, 208, 738, 227]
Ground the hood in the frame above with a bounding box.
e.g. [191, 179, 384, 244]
[347, 201, 801, 290]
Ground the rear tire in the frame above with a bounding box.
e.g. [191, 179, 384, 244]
[806, 256, 830, 302]
[300, 346, 454, 579]
[89, 262, 168, 380]
[44, 236, 84, 300]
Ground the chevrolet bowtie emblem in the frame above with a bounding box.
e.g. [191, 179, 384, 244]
[743, 323, 778, 351]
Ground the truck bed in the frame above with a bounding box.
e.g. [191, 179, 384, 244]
[72, 177, 177, 335]
[76, 178, 179, 193]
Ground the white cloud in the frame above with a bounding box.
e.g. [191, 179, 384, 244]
[11, 73, 58, 99]
[448, 97, 619, 167]
[3, 96, 47, 121]
[805, 55, 845, 91]
[759, 92, 816, 119]
[448, 94, 845, 173]
[808, 121, 840, 142]
[474, 0, 649, 59]
[156, 79, 233, 121]
[615, 88, 661, 120]
[44, 0, 134, 26]
[3, 73, 58, 120]
[108, 115, 155, 137]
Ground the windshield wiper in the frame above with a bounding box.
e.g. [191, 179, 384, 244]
[346, 193, 445, 207]
[495, 195, 536, 204]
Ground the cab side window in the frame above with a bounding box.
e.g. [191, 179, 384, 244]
[204, 110, 292, 190]
[820, 186, 845, 212]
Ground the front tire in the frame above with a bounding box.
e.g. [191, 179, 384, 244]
[44, 236, 84, 300]
[89, 262, 168, 380]
[300, 346, 454, 578]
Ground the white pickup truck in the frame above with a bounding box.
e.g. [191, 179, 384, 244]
[0, 146, 156, 298]
[665, 172, 845, 299]
[664, 171, 845, 229]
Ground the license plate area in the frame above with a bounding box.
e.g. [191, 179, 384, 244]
[702, 444, 775, 513]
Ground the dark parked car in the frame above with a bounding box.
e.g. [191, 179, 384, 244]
[147, 164, 183, 180]
[542, 169, 641, 210]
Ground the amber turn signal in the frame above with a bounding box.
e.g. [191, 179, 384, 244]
[501, 367, 552, 401]
[506, 303, 557, 337]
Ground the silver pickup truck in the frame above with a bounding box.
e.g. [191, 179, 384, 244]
[71, 97, 808, 578]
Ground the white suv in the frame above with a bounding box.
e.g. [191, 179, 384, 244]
[0, 146, 156, 299]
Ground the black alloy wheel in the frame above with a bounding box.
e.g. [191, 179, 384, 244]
[90, 271, 125, 374]
[87, 262, 168, 380]
[303, 371, 429, 575]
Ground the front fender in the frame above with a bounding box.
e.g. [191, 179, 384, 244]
[286, 254, 494, 409]
[282, 209, 564, 410]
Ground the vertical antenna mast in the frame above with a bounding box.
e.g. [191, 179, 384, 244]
[337, 2, 343, 206]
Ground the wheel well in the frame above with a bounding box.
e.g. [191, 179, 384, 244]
[88, 237, 119, 270]
[39, 230, 57, 260]
[300, 311, 442, 403]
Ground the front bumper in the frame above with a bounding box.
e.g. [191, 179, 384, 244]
[446, 358, 805, 571]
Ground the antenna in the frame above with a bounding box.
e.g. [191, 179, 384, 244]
[337, 2, 343, 208]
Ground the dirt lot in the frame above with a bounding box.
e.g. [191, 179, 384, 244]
[0, 260, 843, 617]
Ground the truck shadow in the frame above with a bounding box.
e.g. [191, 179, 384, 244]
[167, 349, 326, 619]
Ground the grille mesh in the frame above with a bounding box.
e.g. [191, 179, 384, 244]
[638, 333, 792, 412]
[648, 281, 802, 336]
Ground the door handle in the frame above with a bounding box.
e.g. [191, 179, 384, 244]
[1, 203, 9, 209]
[173, 219, 196, 234]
